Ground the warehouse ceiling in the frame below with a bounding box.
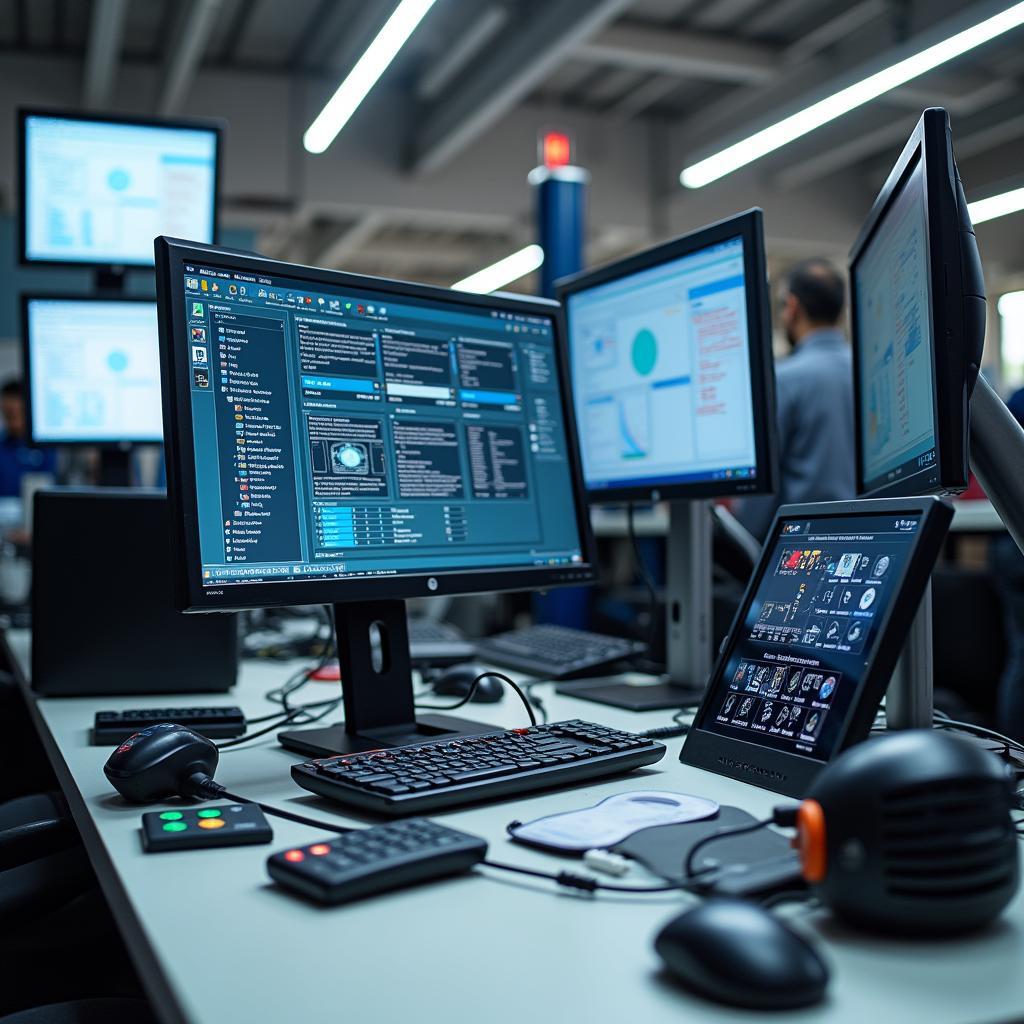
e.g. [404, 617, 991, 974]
[3, 0, 1023, 289]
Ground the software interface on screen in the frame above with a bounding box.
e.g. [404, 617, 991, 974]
[855, 159, 936, 493]
[566, 236, 757, 493]
[701, 512, 923, 762]
[181, 265, 586, 586]
[24, 116, 217, 265]
[26, 300, 163, 443]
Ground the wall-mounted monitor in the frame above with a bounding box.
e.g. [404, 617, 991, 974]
[23, 296, 163, 445]
[19, 110, 221, 269]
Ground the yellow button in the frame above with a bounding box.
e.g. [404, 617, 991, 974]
[198, 818, 226, 830]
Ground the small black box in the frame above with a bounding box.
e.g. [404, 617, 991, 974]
[32, 488, 237, 696]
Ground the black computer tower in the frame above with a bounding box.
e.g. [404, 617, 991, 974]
[31, 488, 237, 696]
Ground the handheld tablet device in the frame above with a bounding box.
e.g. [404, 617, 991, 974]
[680, 497, 952, 797]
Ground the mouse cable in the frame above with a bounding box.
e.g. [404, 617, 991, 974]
[683, 809, 796, 879]
[480, 858, 686, 894]
[415, 671, 538, 727]
[216, 698, 343, 750]
[195, 777, 355, 835]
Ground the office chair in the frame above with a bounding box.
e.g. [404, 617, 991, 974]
[0, 1000, 156, 1024]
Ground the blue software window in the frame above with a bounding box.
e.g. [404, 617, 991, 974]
[567, 236, 758, 492]
[182, 266, 585, 586]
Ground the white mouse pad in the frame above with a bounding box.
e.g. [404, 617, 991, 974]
[507, 791, 720, 852]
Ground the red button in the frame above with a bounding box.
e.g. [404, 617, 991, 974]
[284, 849, 304, 862]
[310, 844, 331, 856]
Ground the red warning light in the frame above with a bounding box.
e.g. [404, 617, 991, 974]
[284, 849, 305, 863]
[310, 844, 331, 856]
[542, 131, 572, 169]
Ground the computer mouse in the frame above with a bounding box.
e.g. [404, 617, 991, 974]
[432, 663, 504, 703]
[654, 898, 829, 1010]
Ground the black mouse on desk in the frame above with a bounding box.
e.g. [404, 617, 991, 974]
[654, 898, 829, 1010]
[431, 663, 504, 703]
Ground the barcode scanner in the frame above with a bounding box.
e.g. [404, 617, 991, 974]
[103, 723, 221, 802]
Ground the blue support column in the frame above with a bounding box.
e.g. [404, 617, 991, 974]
[530, 164, 591, 628]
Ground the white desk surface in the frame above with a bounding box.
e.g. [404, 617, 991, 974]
[9, 630, 1024, 1024]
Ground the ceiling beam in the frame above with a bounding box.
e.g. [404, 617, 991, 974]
[416, 4, 508, 101]
[576, 23, 778, 85]
[83, 0, 128, 109]
[782, 0, 888, 67]
[409, 0, 632, 175]
[608, 72, 680, 119]
[157, 0, 223, 115]
[316, 212, 388, 268]
[675, 0, 1024, 173]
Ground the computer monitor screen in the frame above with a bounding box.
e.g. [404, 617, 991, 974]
[853, 160, 936, 494]
[681, 496, 952, 796]
[849, 107, 980, 499]
[558, 209, 776, 502]
[156, 241, 596, 611]
[24, 298, 163, 444]
[20, 111, 219, 267]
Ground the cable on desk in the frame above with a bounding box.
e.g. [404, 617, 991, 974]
[416, 670, 538, 727]
[480, 859, 686, 894]
[932, 711, 1024, 756]
[628, 501, 660, 656]
[642, 706, 693, 740]
[202, 782, 354, 835]
[683, 816, 777, 879]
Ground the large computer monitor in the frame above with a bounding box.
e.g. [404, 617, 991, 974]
[557, 209, 777, 504]
[19, 110, 220, 270]
[849, 107, 984, 499]
[552, 210, 777, 710]
[155, 238, 597, 756]
[22, 296, 163, 446]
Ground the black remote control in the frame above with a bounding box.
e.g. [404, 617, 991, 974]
[267, 818, 488, 905]
[142, 803, 273, 852]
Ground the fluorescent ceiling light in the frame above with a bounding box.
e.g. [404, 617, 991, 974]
[304, 0, 438, 154]
[680, 2, 1024, 188]
[968, 186, 1024, 225]
[452, 245, 545, 293]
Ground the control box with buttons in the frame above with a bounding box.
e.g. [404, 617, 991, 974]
[141, 803, 273, 852]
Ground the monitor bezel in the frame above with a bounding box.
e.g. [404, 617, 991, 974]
[680, 495, 952, 798]
[555, 208, 778, 504]
[849, 108, 969, 499]
[155, 237, 599, 613]
[21, 293, 164, 447]
[18, 108, 223, 271]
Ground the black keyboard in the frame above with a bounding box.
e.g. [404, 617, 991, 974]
[92, 706, 246, 745]
[475, 624, 646, 679]
[291, 720, 665, 815]
[407, 618, 477, 666]
[267, 818, 488, 905]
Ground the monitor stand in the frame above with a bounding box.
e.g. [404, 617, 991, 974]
[885, 581, 933, 729]
[555, 500, 713, 711]
[278, 598, 500, 759]
[98, 447, 132, 487]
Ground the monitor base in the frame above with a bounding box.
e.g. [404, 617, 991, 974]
[555, 673, 703, 711]
[278, 713, 500, 759]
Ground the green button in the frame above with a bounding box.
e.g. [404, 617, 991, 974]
[162, 822, 188, 832]
[159, 811, 183, 821]
[197, 809, 222, 819]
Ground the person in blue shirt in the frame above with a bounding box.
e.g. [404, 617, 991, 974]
[0, 379, 57, 498]
[735, 259, 856, 540]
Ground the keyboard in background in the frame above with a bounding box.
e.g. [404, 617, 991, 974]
[291, 720, 665, 815]
[474, 624, 646, 679]
[92, 706, 246, 745]
[407, 618, 477, 666]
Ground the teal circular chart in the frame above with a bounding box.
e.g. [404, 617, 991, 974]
[107, 350, 128, 373]
[632, 328, 658, 376]
[108, 168, 130, 191]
